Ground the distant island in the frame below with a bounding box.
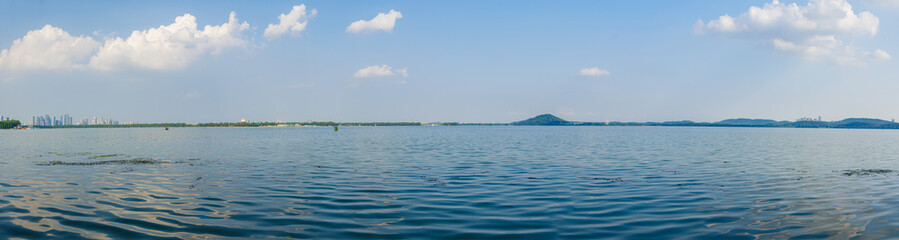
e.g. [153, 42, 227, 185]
[512, 114, 899, 129]
[14, 114, 899, 130]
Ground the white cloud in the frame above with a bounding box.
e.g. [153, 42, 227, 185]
[347, 10, 403, 33]
[264, 4, 316, 40]
[772, 36, 890, 65]
[700, 0, 878, 36]
[395, 68, 409, 77]
[579, 67, 610, 77]
[0, 25, 100, 70]
[353, 64, 408, 78]
[89, 12, 249, 71]
[697, 0, 887, 65]
[704, 15, 744, 33]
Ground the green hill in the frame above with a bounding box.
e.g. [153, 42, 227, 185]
[513, 114, 571, 126]
[830, 118, 899, 129]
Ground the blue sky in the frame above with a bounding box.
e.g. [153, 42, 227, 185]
[1, 0, 898, 123]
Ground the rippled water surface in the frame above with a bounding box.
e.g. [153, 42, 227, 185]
[3, 126, 899, 239]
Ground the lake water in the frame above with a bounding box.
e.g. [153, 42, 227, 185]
[3, 126, 899, 239]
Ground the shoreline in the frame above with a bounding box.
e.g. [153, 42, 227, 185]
[21, 124, 899, 130]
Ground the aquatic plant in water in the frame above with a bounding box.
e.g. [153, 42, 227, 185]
[841, 169, 894, 176]
[35, 158, 162, 166]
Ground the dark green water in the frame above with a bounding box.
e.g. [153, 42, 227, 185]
[2, 126, 899, 239]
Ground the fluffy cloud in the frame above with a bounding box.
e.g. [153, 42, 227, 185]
[579, 67, 610, 77]
[0, 12, 250, 72]
[346, 10, 403, 33]
[353, 64, 408, 78]
[696, 0, 887, 65]
[772, 36, 890, 65]
[89, 12, 249, 70]
[0, 25, 100, 70]
[264, 4, 316, 40]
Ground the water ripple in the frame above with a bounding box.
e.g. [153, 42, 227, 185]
[3, 127, 899, 238]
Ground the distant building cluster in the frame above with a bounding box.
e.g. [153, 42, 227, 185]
[0, 114, 11, 121]
[798, 116, 822, 122]
[32, 114, 119, 126]
[80, 116, 119, 125]
[33, 114, 73, 126]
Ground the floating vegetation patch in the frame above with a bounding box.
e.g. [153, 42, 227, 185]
[841, 169, 894, 176]
[36, 158, 163, 166]
[584, 177, 625, 183]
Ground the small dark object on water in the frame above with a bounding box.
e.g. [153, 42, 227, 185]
[584, 177, 625, 183]
[334, 125, 338, 131]
[165, 125, 169, 130]
[842, 169, 894, 176]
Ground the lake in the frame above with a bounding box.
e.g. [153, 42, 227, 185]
[2, 126, 899, 239]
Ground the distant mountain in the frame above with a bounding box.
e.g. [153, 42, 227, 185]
[513, 114, 571, 126]
[509, 115, 899, 129]
[717, 118, 779, 126]
[831, 118, 899, 129]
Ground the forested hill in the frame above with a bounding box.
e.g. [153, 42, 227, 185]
[511, 114, 899, 129]
[512, 114, 571, 125]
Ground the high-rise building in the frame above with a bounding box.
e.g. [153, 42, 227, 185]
[58, 114, 72, 126]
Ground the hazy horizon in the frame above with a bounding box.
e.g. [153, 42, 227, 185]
[2, 0, 899, 123]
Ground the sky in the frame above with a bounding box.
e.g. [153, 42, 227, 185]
[1, 0, 899, 123]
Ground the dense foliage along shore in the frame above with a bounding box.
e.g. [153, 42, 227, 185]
[0, 120, 21, 129]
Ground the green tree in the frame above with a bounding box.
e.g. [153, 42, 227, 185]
[0, 120, 21, 129]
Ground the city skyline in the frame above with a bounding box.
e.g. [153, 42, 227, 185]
[2, 1, 899, 123]
[29, 114, 121, 126]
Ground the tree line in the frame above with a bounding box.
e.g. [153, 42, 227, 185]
[30, 121, 425, 128]
[0, 120, 21, 129]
